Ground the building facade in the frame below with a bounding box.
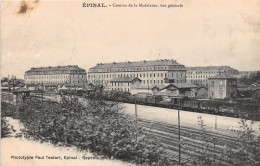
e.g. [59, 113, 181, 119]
[24, 65, 87, 87]
[208, 73, 237, 99]
[196, 86, 208, 98]
[88, 59, 186, 91]
[152, 83, 197, 97]
[186, 66, 238, 86]
[110, 77, 142, 93]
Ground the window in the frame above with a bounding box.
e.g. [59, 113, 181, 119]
[211, 81, 214, 86]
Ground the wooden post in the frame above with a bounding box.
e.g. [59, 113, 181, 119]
[135, 97, 138, 142]
[8, 75, 10, 104]
[41, 82, 43, 102]
[178, 107, 181, 164]
[12, 75, 15, 91]
[215, 115, 217, 130]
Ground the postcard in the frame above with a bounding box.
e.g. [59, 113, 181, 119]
[1, 0, 260, 166]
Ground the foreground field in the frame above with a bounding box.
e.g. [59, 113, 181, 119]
[2, 91, 259, 165]
[1, 117, 134, 166]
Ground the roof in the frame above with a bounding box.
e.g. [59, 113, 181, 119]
[25, 65, 86, 74]
[171, 83, 197, 89]
[197, 86, 208, 90]
[90, 59, 183, 69]
[152, 84, 167, 90]
[1, 82, 9, 87]
[155, 83, 197, 91]
[133, 85, 153, 90]
[208, 73, 236, 79]
[13, 87, 30, 93]
[110, 77, 141, 83]
[186, 66, 237, 71]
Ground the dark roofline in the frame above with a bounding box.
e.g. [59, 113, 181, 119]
[162, 83, 197, 90]
[25, 65, 86, 73]
[197, 86, 208, 90]
[110, 77, 141, 83]
[89, 59, 184, 70]
[186, 66, 238, 71]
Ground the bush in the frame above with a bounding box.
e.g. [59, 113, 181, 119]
[1, 117, 10, 138]
[14, 93, 167, 165]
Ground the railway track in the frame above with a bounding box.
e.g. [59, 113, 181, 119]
[138, 118, 238, 146]
[137, 118, 240, 165]
[30, 93, 242, 165]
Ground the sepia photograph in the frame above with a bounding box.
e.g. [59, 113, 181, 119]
[1, 0, 260, 166]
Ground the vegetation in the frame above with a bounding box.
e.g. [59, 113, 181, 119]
[239, 71, 260, 86]
[1, 86, 259, 165]
[1, 117, 10, 138]
[227, 119, 260, 165]
[1, 88, 168, 165]
[1, 102, 18, 138]
[195, 116, 260, 166]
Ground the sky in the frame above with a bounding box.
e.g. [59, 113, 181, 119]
[1, 0, 260, 79]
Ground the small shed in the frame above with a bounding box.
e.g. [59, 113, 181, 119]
[196, 86, 208, 98]
[12, 87, 30, 105]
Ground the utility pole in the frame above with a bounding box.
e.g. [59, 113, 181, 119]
[8, 75, 10, 104]
[41, 81, 43, 102]
[135, 96, 138, 142]
[148, 79, 149, 93]
[215, 115, 217, 130]
[12, 75, 15, 91]
[178, 106, 181, 164]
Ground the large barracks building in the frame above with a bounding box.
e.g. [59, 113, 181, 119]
[186, 66, 238, 86]
[87, 59, 187, 91]
[24, 65, 87, 87]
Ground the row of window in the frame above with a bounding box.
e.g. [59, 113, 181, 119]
[88, 72, 184, 79]
[25, 75, 85, 79]
[90, 65, 184, 73]
[111, 88, 130, 92]
[189, 79, 207, 83]
[90, 79, 183, 86]
[187, 70, 238, 75]
[26, 75, 69, 79]
[28, 70, 85, 75]
[187, 75, 212, 79]
[27, 80, 68, 84]
[111, 82, 130, 86]
[26, 80, 84, 84]
[210, 81, 237, 86]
